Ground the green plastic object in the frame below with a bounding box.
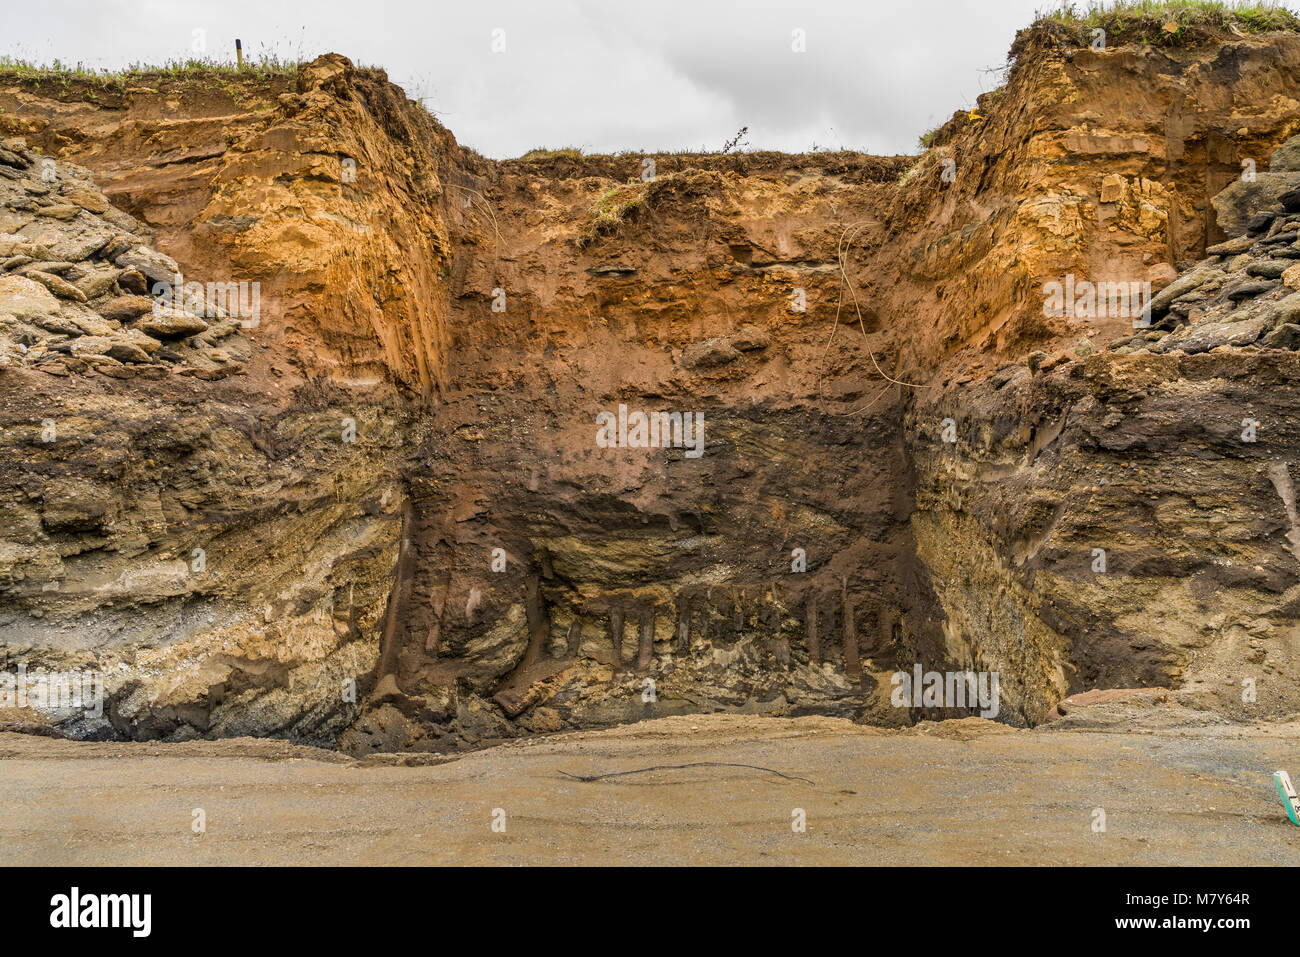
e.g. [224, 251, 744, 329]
[1273, 771, 1300, 826]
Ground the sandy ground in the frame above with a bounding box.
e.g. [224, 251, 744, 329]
[1, 713, 1298, 865]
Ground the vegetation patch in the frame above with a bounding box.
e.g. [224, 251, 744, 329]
[1021, 1, 1300, 53]
[917, 126, 943, 150]
[0, 55, 299, 90]
[517, 147, 584, 162]
[578, 175, 683, 248]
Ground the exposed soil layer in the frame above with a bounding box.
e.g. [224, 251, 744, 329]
[2, 23, 1300, 750]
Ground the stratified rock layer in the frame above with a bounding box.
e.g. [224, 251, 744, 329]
[2, 23, 1300, 750]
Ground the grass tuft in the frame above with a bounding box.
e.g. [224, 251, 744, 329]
[517, 147, 584, 162]
[578, 176, 674, 247]
[0, 54, 300, 86]
[1031, 0, 1300, 42]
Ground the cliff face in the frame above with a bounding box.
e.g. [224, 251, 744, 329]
[377, 147, 946, 749]
[0, 66, 418, 742]
[902, 28, 1300, 725]
[3, 24, 1300, 749]
[885, 26, 1300, 378]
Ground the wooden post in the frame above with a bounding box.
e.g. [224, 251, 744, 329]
[236, 38, 243, 68]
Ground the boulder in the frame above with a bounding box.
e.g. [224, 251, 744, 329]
[61, 187, 109, 214]
[0, 233, 32, 257]
[1212, 172, 1300, 236]
[117, 268, 147, 294]
[99, 234, 138, 261]
[18, 218, 114, 261]
[1169, 292, 1211, 317]
[1261, 323, 1300, 349]
[1145, 262, 1179, 290]
[680, 337, 740, 369]
[113, 245, 179, 286]
[5, 240, 53, 262]
[106, 340, 152, 364]
[195, 316, 242, 343]
[1164, 317, 1269, 353]
[1222, 278, 1277, 302]
[74, 265, 121, 300]
[1285, 262, 1300, 290]
[1247, 212, 1277, 234]
[61, 306, 117, 337]
[1246, 260, 1289, 279]
[1269, 133, 1300, 172]
[1206, 235, 1255, 256]
[25, 260, 76, 275]
[112, 326, 162, 354]
[40, 203, 80, 221]
[1147, 264, 1222, 317]
[23, 269, 87, 302]
[136, 307, 208, 339]
[33, 314, 84, 337]
[96, 295, 155, 322]
[730, 325, 770, 351]
[1272, 292, 1300, 325]
[64, 335, 114, 356]
[1026, 350, 1052, 372]
[0, 273, 61, 320]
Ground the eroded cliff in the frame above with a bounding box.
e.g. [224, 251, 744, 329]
[3, 18, 1299, 750]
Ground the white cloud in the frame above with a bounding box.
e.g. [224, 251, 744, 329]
[3, 0, 1050, 157]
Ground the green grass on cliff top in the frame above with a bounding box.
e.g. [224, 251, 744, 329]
[1038, 0, 1300, 32]
[0, 55, 299, 84]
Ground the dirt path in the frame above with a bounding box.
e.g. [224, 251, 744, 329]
[1, 715, 1297, 865]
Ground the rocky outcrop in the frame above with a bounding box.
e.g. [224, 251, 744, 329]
[0, 369, 409, 741]
[1101, 138, 1300, 355]
[910, 349, 1300, 724]
[4, 19, 1300, 750]
[907, 134, 1300, 725]
[0, 139, 409, 742]
[0, 143, 246, 379]
[883, 24, 1300, 377]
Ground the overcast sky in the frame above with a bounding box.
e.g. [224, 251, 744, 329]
[4, 0, 1061, 157]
